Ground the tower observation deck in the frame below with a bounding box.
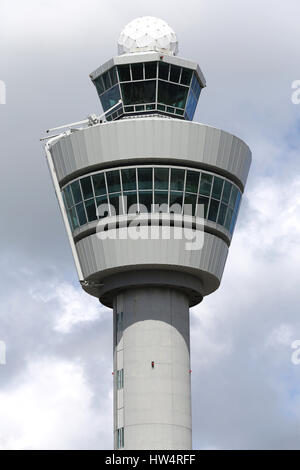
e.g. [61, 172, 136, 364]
[44, 16, 251, 450]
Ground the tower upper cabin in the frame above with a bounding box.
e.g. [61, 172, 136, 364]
[89, 17, 206, 122]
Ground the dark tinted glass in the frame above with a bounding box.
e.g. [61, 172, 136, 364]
[208, 199, 219, 222]
[217, 203, 227, 226]
[197, 196, 209, 218]
[106, 170, 121, 193]
[154, 191, 168, 209]
[131, 63, 143, 80]
[222, 181, 232, 204]
[154, 168, 169, 190]
[180, 68, 192, 85]
[225, 208, 233, 231]
[183, 193, 197, 216]
[109, 193, 122, 215]
[80, 176, 93, 200]
[145, 62, 157, 79]
[138, 168, 152, 190]
[199, 174, 212, 196]
[185, 171, 199, 193]
[229, 186, 238, 208]
[121, 168, 136, 191]
[170, 168, 185, 191]
[92, 173, 106, 196]
[139, 191, 153, 213]
[159, 62, 169, 80]
[71, 180, 82, 204]
[212, 177, 223, 200]
[100, 85, 121, 111]
[102, 71, 111, 90]
[109, 67, 118, 86]
[118, 65, 131, 81]
[121, 81, 156, 105]
[67, 208, 78, 230]
[94, 76, 104, 95]
[158, 81, 188, 108]
[85, 199, 97, 222]
[169, 192, 183, 212]
[170, 65, 181, 83]
[63, 186, 73, 208]
[76, 202, 87, 225]
[123, 192, 138, 213]
[96, 195, 109, 219]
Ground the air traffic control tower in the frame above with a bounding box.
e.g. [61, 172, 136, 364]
[44, 17, 251, 450]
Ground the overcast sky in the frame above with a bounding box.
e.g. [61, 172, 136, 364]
[0, 0, 300, 450]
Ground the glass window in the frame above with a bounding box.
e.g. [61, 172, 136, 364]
[145, 62, 157, 79]
[109, 67, 118, 86]
[199, 173, 212, 196]
[159, 62, 169, 80]
[102, 71, 111, 90]
[80, 176, 93, 200]
[170, 65, 181, 83]
[166, 106, 175, 114]
[212, 177, 223, 200]
[118, 65, 131, 81]
[154, 168, 169, 190]
[229, 186, 238, 209]
[170, 168, 185, 191]
[135, 105, 144, 111]
[68, 207, 79, 231]
[93, 76, 104, 95]
[71, 180, 82, 204]
[222, 181, 232, 204]
[117, 369, 124, 390]
[131, 63, 144, 80]
[180, 68, 192, 86]
[106, 170, 121, 193]
[175, 109, 184, 116]
[117, 427, 124, 449]
[138, 168, 152, 190]
[158, 81, 188, 109]
[121, 168, 136, 191]
[157, 104, 165, 111]
[121, 81, 156, 105]
[92, 173, 106, 196]
[63, 186, 73, 208]
[208, 199, 220, 222]
[146, 104, 155, 110]
[185, 92, 197, 120]
[100, 85, 121, 111]
[234, 192, 241, 214]
[185, 170, 199, 193]
[197, 196, 209, 218]
[217, 203, 227, 226]
[109, 193, 122, 215]
[169, 191, 183, 212]
[230, 212, 237, 235]
[139, 191, 153, 213]
[225, 207, 233, 231]
[76, 202, 87, 225]
[154, 191, 168, 210]
[124, 192, 138, 213]
[85, 199, 97, 222]
[183, 193, 197, 216]
[96, 195, 109, 219]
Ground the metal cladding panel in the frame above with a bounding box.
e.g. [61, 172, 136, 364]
[50, 118, 251, 190]
[75, 230, 228, 296]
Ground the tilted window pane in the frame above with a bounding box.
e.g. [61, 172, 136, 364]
[139, 191, 153, 213]
[197, 196, 209, 218]
[92, 173, 106, 196]
[93, 76, 104, 95]
[234, 191, 241, 214]
[169, 191, 183, 212]
[154, 191, 168, 210]
[185, 170, 199, 193]
[222, 181, 232, 204]
[138, 168, 153, 190]
[199, 173, 212, 196]
[121, 81, 156, 105]
[121, 168, 137, 191]
[68, 207, 79, 231]
[131, 63, 144, 80]
[159, 62, 169, 80]
[212, 177, 223, 200]
[145, 62, 157, 79]
[109, 193, 122, 215]
[63, 186, 73, 208]
[106, 170, 121, 193]
[118, 65, 131, 81]
[170, 168, 185, 191]
[183, 193, 197, 216]
[208, 199, 220, 222]
[80, 176, 93, 200]
[76, 202, 87, 225]
[170, 65, 181, 83]
[96, 195, 109, 219]
[109, 67, 118, 86]
[71, 180, 82, 204]
[100, 85, 121, 111]
[154, 168, 169, 190]
[230, 211, 237, 235]
[180, 68, 192, 86]
[229, 186, 238, 209]
[217, 203, 227, 226]
[85, 199, 97, 222]
[185, 91, 197, 120]
[158, 81, 188, 109]
[124, 192, 138, 213]
[225, 207, 233, 231]
[102, 71, 111, 90]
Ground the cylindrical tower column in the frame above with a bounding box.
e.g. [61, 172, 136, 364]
[113, 285, 192, 450]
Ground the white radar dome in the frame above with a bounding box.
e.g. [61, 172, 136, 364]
[118, 16, 178, 56]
